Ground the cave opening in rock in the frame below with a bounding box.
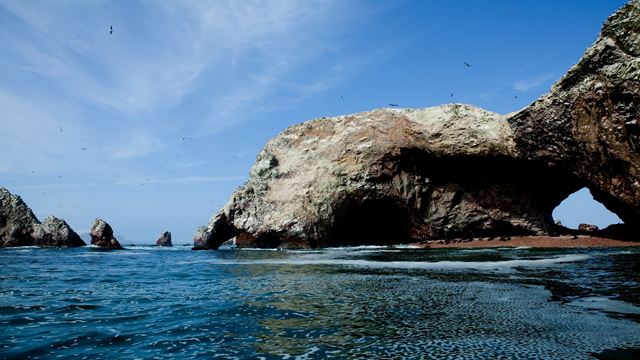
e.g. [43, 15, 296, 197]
[552, 187, 622, 230]
[327, 198, 412, 247]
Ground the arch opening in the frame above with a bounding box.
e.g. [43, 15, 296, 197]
[552, 188, 622, 230]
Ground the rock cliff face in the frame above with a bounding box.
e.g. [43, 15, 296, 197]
[508, 1, 640, 228]
[0, 187, 85, 248]
[195, 1, 639, 249]
[90, 219, 123, 250]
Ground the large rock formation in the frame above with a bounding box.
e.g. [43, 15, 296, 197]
[155, 231, 172, 247]
[195, 1, 640, 249]
[508, 1, 640, 228]
[90, 219, 123, 250]
[36, 216, 85, 248]
[0, 187, 85, 248]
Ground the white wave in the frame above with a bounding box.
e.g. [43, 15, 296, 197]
[568, 296, 640, 315]
[1, 246, 40, 250]
[123, 245, 188, 251]
[209, 254, 590, 270]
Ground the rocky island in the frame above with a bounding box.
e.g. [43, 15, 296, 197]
[194, 1, 640, 250]
[156, 231, 172, 247]
[0, 187, 85, 248]
[90, 219, 123, 250]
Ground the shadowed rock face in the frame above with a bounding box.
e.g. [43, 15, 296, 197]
[195, 1, 639, 249]
[90, 219, 123, 250]
[508, 1, 640, 228]
[156, 231, 172, 247]
[0, 187, 85, 248]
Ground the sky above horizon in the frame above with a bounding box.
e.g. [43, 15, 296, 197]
[0, 0, 625, 244]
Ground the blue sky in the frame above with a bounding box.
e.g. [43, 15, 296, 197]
[0, 0, 625, 244]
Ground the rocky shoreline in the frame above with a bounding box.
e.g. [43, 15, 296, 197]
[416, 235, 640, 249]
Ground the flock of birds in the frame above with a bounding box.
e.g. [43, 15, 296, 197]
[339, 60, 520, 108]
[28, 25, 521, 187]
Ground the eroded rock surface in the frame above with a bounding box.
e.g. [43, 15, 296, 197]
[0, 187, 85, 248]
[36, 216, 85, 247]
[156, 231, 172, 247]
[192, 226, 211, 249]
[196, 1, 639, 249]
[90, 219, 123, 250]
[509, 1, 640, 227]
[197, 105, 577, 249]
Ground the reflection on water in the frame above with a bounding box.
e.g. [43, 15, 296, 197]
[1, 246, 639, 359]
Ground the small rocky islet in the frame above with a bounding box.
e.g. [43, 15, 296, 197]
[156, 231, 172, 247]
[2, 2, 640, 250]
[89, 218, 123, 250]
[0, 187, 84, 248]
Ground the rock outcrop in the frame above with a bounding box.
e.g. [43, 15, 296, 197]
[90, 219, 123, 250]
[36, 216, 85, 247]
[578, 223, 600, 233]
[508, 0, 640, 229]
[156, 231, 172, 246]
[0, 187, 85, 248]
[195, 1, 640, 249]
[192, 226, 211, 249]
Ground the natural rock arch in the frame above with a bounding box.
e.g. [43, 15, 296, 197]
[195, 1, 639, 249]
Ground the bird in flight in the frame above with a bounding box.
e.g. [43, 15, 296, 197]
[182, 137, 192, 141]
[59, 126, 63, 132]
[514, 95, 518, 100]
[109, 26, 113, 35]
[464, 62, 471, 67]
[80, 147, 87, 151]
[389, 104, 399, 107]
[340, 95, 344, 100]
[450, 92, 454, 97]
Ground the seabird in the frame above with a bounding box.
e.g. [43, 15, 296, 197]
[464, 62, 471, 67]
[109, 26, 113, 35]
[389, 104, 399, 107]
[80, 147, 87, 151]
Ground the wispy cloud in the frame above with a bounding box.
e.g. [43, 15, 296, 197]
[0, 0, 377, 174]
[512, 74, 556, 92]
[106, 131, 164, 160]
[112, 175, 247, 186]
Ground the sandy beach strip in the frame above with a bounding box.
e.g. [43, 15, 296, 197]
[414, 236, 640, 249]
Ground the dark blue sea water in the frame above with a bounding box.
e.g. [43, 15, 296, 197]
[2, 245, 640, 359]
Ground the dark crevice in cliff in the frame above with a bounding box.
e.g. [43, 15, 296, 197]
[389, 148, 584, 211]
[327, 197, 413, 247]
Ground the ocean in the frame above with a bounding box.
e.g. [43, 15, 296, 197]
[1, 245, 640, 359]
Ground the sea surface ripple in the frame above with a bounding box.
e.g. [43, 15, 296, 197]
[1, 245, 640, 359]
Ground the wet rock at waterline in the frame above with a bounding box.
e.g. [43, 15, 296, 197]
[196, 2, 640, 250]
[156, 231, 172, 247]
[90, 219, 123, 250]
[192, 226, 211, 249]
[0, 187, 86, 248]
